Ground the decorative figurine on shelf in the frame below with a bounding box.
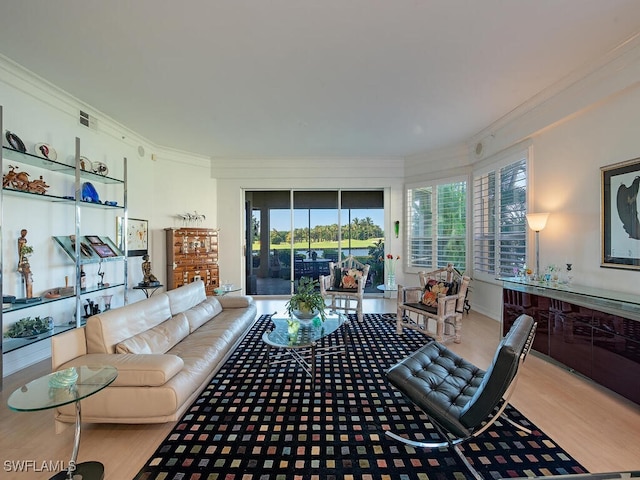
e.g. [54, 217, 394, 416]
[17, 229, 34, 298]
[3, 165, 30, 190]
[26, 175, 49, 194]
[2, 165, 49, 194]
[140, 254, 160, 286]
[97, 261, 106, 288]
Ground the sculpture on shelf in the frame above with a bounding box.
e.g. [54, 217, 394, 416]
[26, 175, 49, 194]
[3, 165, 30, 190]
[176, 211, 206, 227]
[2, 165, 49, 194]
[17, 229, 34, 298]
[97, 261, 106, 288]
[140, 254, 160, 286]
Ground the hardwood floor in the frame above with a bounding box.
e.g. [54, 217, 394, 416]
[1, 297, 639, 479]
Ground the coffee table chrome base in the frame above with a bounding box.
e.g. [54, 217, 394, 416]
[50, 461, 104, 480]
[266, 341, 348, 384]
[263, 317, 350, 387]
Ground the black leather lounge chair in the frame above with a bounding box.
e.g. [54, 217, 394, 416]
[385, 314, 537, 479]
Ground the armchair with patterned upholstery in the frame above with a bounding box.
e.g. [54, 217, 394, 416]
[396, 264, 470, 343]
[319, 255, 370, 322]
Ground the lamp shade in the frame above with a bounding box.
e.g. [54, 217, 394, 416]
[526, 213, 549, 232]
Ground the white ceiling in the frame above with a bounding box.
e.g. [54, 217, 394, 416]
[0, 0, 639, 159]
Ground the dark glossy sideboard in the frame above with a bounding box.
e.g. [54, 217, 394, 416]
[501, 278, 640, 405]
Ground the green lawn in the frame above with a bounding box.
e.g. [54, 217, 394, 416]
[253, 238, 382, 252]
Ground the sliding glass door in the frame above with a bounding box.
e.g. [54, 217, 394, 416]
[245, 189, 384, 295]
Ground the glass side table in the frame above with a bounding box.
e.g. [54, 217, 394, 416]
[7, 365, 118, 480]
[214, 285, 242, 296]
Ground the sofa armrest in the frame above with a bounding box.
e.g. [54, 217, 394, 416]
[57, 353, 184, 387]
[51, 327, 87, 370]
[218, 294, 254, 309]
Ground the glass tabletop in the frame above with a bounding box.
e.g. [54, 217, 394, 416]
[7, 365, 118, 412]
[215, 286, 242, 295]
[263, 312, 346, 348]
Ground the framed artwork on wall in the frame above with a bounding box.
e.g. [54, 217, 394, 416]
[601, 157, 640, 269]
[116, 217, 148, 257]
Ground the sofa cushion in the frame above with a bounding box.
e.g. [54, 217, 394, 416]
[184, 297, 223, 332]
[218, 295, 253, 309]
[57, 353, 184, 387]
[116, 313, 190, 354]
[166, 280, 207, 316]
[86, 293, 173, 353]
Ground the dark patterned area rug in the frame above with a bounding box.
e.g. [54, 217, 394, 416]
[134, 313, 586, 480]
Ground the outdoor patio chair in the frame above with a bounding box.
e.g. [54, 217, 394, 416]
[319, 255, 370, 322]
[396, 264, 470, 343]
[385, 314, 537, 479]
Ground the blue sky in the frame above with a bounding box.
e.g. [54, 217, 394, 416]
[269, 208, 384, 232]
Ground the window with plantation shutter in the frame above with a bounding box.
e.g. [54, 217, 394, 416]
[473, 154, 527, 279]
[406, 180, 466, 271]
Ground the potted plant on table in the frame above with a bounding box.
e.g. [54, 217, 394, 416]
[285, 276, 327, 322]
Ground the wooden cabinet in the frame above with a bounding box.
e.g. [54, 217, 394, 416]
[165, 228, 219, 296]
[502, 278, 640, 405]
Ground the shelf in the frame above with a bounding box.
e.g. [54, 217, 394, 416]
[2, 146, 124, 184]
[1, 118, 128, 381]
[80, 283, 125, 296]
[2, 322, 81, 354]
[2, 283, 124, 317]
[2, 187, 124, 208]
[3, 293, 75, 314]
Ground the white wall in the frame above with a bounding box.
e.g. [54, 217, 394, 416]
[533, 84, 640, 285]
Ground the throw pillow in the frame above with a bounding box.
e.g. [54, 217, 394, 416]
[340, 268, 363, 289]
[421, 280, 450, 307]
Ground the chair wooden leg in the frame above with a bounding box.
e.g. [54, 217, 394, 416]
[396, 307, 403, 334]
[454, 314, 462, 343]
[435, 318, 444, 342]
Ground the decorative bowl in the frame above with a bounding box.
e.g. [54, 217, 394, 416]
[292, 309, 318, 321]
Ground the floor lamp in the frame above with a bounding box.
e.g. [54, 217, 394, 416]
[526, 212, 549, 280]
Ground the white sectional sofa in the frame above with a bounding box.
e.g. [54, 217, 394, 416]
[50, 280, 257, 426]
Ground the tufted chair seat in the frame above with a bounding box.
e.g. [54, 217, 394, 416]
[387, 341, 485, 437]
[385, 314, 536, 478]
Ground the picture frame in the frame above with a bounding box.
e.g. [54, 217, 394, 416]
[116, 217, 148, 257]
[92, 243, 117, 258]
[86, 235, 102, 245]
[601, 157, 640, 269]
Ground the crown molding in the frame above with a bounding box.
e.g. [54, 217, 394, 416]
[468, 31, 640, 158]
[0, 54, 211, 168]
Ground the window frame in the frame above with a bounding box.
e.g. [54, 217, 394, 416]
[472, 143, 532, 284]
[404, 174, 469, 274]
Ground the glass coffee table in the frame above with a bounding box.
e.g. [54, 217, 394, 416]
[7, 365, 118, 480]
[262, 311, 349, 385]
